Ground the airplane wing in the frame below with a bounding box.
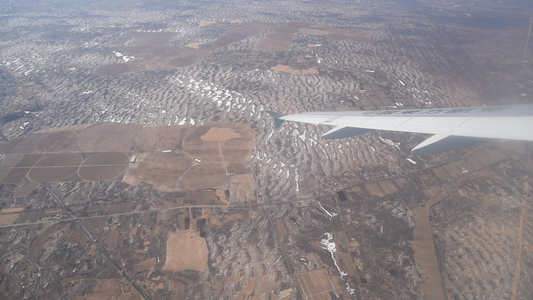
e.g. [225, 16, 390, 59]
[269, 105, 533, 155]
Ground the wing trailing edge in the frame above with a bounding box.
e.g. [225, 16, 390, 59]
[321, 126, 373, 139]
[411, 134, 487, 155]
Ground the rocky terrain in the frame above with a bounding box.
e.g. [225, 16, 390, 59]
[0, 0, 532, 299]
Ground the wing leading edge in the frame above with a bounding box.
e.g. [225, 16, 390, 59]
[269, 104, 533, 155]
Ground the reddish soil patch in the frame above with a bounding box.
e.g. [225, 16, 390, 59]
[163, 231, 208, 272]
[271, 64, 319, 75]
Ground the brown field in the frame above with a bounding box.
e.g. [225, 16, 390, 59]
[443, 162, 463, 178]
[103, 228, 119, 250]
[276, 218, 289, 237]
[181, 163, 227, 191]
[394, 178, 409, 189]
[184, 148, 223, 162]
[1, 122, 254, 195]
[29, 166, 79, 183]
[0, 213, 20, 225]
[136, 257, 157, 273]
[199, 20, 216, 27]
[295, 269, 336, 300]
[15, 154, 43, 167]
[0, 207, 24, 213]
[77, 278, 142, 300]
[13, 181, 40, 197]
[1, 168, 30, 184]
[0, 153, 23, 169]
[124, 152, 192, 192]
[78, 123, 141, 152]
[432, 166, 451, 182]
[170, 48, 211, 67]
[273, 23, 303, 34]
[221, 148, 253, 162]
[0, 138, 21, 154]
[185, 122, 254, 162]
[365, 182, 385, 197]
[411, 189, 448, 300]
[163, 230, 208, 272]
[11, 130, 80, 153]
[28, 153, 83, 183]
[201, 127, 241, 142]
[299, 28, 330, 36]
[35, 153, 82, 167]
[377, 180, 398, 195]
[185, 42, 202, 49]
[256, 32, 295, 52]
[271, 64, 319, 75]
[82, 152, 130, 165]
[225, 163, 250, 175]
[79, 165, 127, 181]
[216, 189, 229, 205]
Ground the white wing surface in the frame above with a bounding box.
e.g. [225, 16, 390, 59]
[270, 105, 533, 155]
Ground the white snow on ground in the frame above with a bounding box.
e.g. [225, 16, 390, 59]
[320, 233, 347, 277]
[379, 136, 400, 150]
[171, 76, 255, 113]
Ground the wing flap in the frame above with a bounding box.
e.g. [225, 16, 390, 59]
[321, 126, 373, 140]
[411, 134, 487, 155]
